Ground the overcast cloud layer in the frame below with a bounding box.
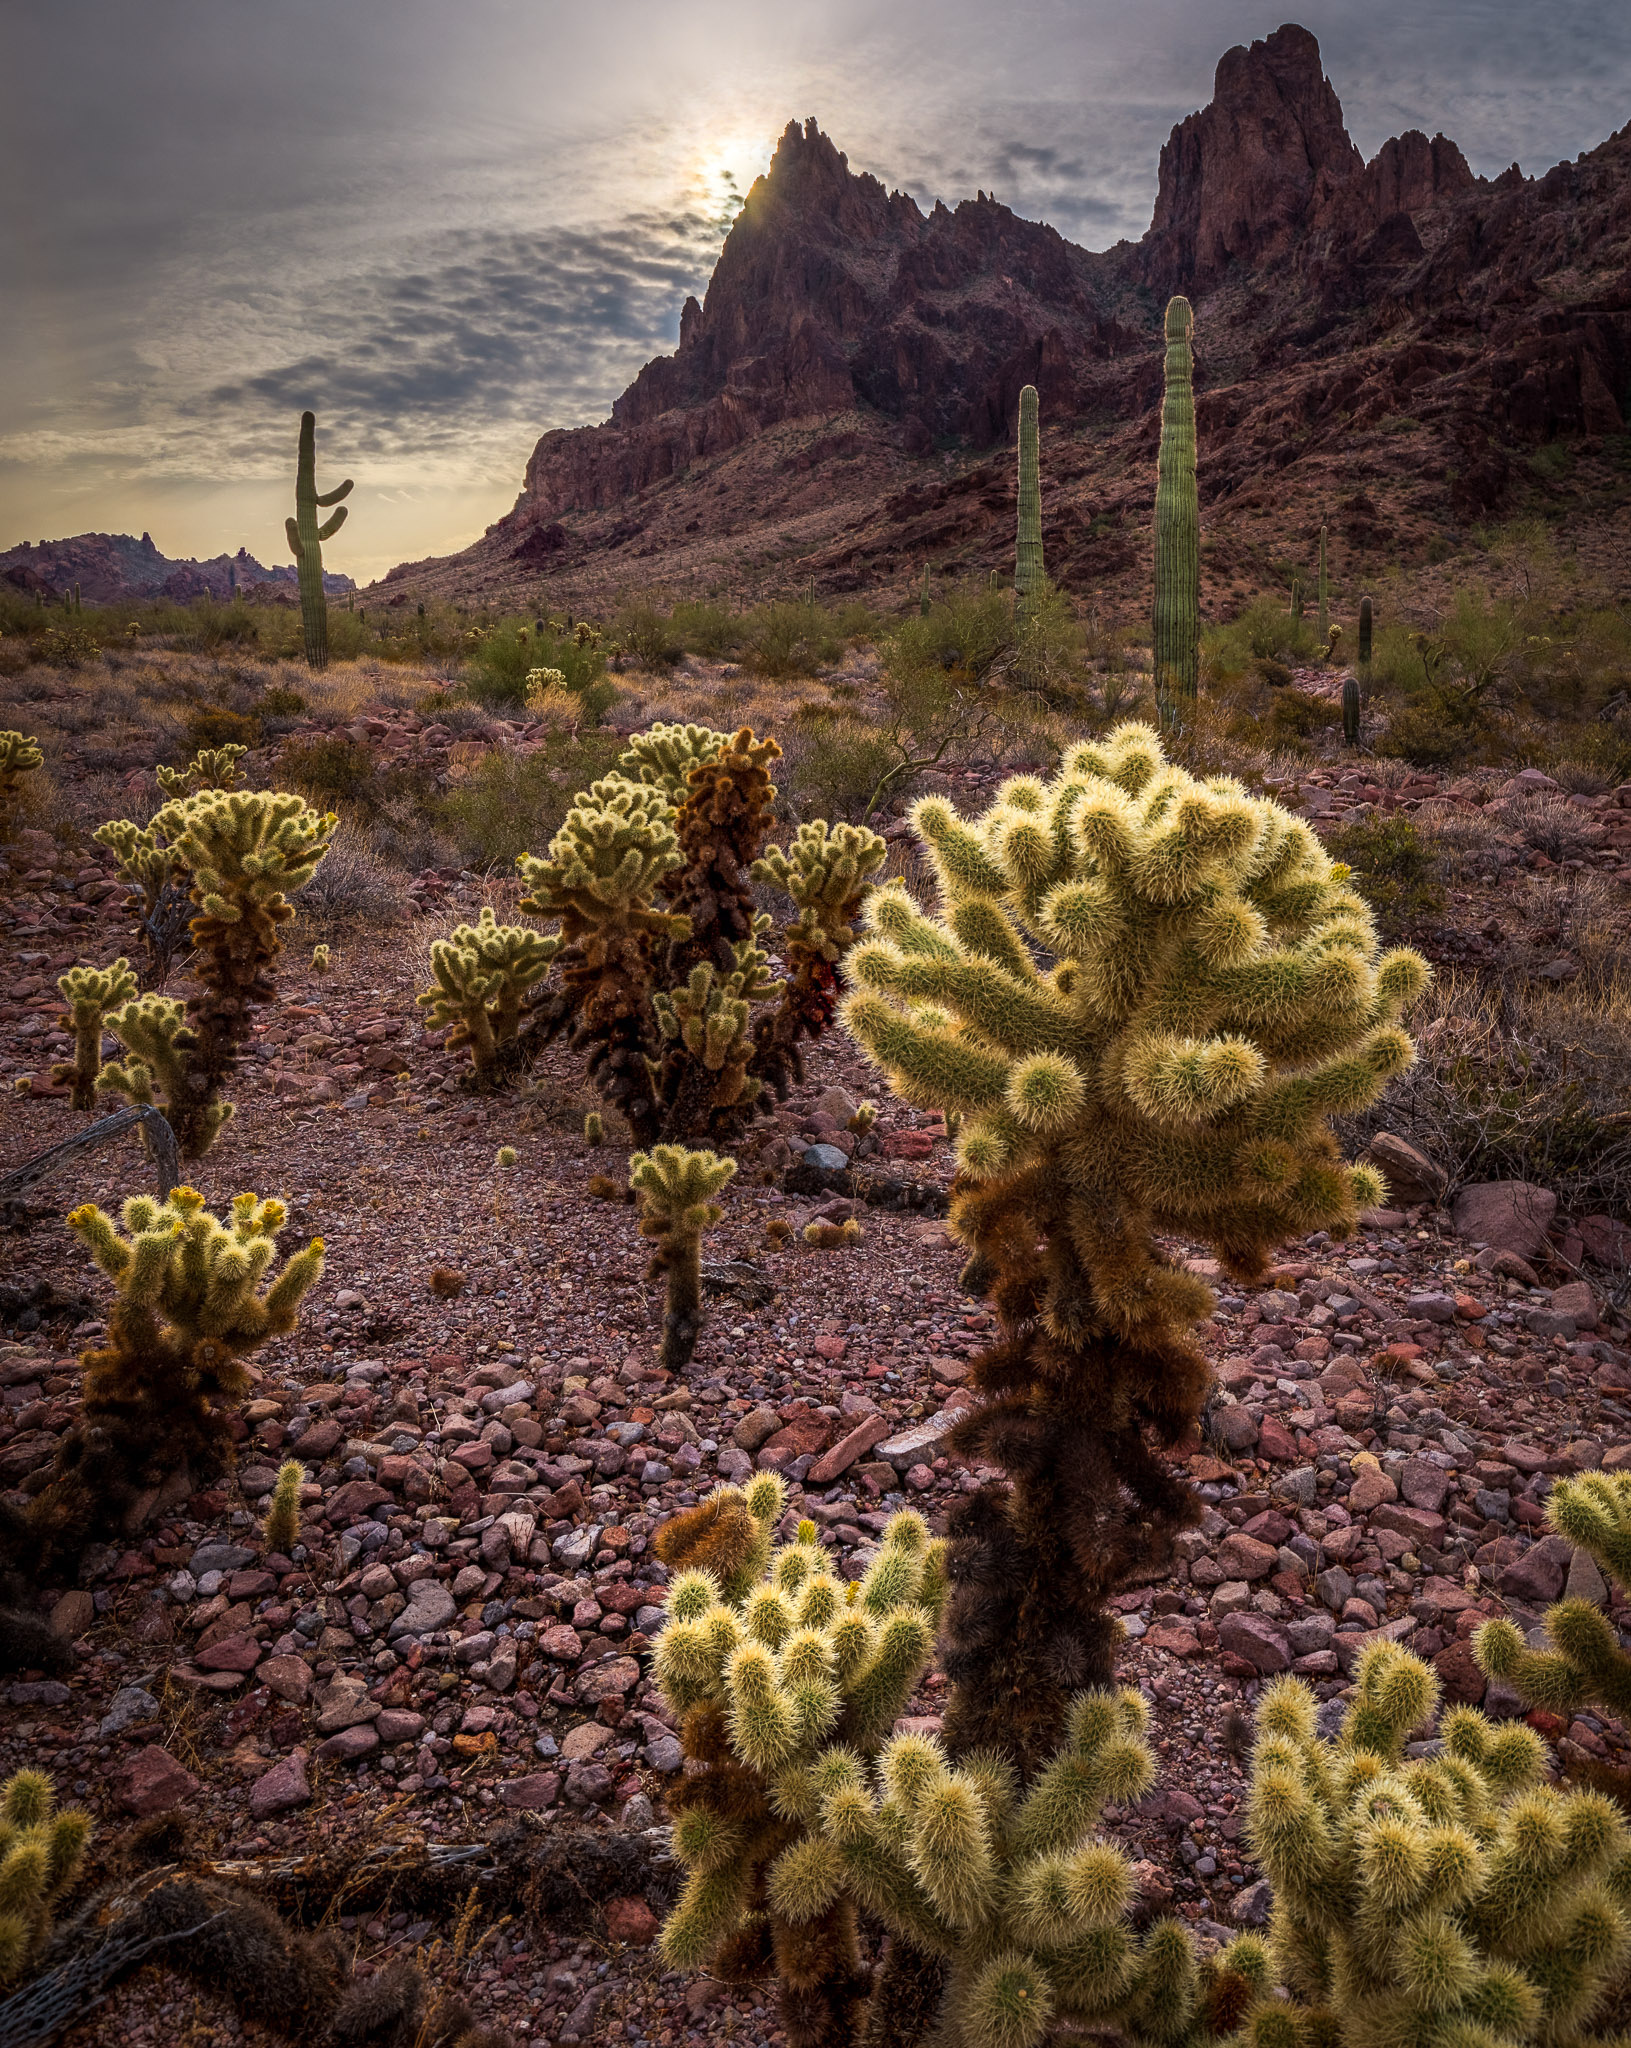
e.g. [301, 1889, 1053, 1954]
[3, 0, 1629, 579]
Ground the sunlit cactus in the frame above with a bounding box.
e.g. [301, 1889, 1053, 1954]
[1476, 1471, 1631, 1723]
[651, 1479, 946, 2048]
[23, 1188, 323, 1568]
[93, 815, 181, 942]
[416, 906, 559, 1081]
[652, 938, 783, 1137]
[752, 819, 887, 1095]
[1015, 384, 1044, 606]
[0, 731, 43, 811]
[286, 410, 353, 671]
[53, 958, 137, 1110]
[0, 1770, 92, 1986]
[262, 1458, 305, 1555]
[1152, 297, 1199, 729]
[616, 721, 734, 806]
[1248, 1639, 1631, 2047]
[99, 789, 334, 1154]
[584, 1111, 603, 1145]
[843, 721, 1429, 1766]
[629, 1144, 737, 1369]
[156, 743, 248, 798]
[311, 943, 330, 974]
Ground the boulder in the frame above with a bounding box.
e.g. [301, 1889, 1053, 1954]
[113, 1745, 200, 1818]
[1451, 1182, 1557, 1259]
[1365, 1133, 1447, 1206]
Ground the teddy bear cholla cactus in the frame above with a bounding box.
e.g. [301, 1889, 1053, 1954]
[1247, 1639, 1631, 2048]
[751, 819, 888, 1098]
[629, 1144, 737, 1370]
[99, 788, 334, 1154]
[651, 1475, 947, 2048]
[20, 1188, 323, 1567]
[843, 722, 1428, 1767]
[1475, 1471, 1631, 1723]
[802, 1689, 1269, 2048]
[0, 730, 43, 810]
[0, 1769, 92, 1985]
[155, 742, 248, 798]
[52, 958, 137, 1109]
[416, 906, 559, 1082]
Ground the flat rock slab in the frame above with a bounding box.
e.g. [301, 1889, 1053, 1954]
[114, 1744, 200, 1818]
[250, 1750, 311, 1819]
[807, 1414, 890, 1486]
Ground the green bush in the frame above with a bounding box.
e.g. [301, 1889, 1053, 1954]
[469, 618, 606, 708]
[614, 600, 683, 670]
[277, 736, 377, 806]
[438, 732, 622, 869]
[739, 601, 841, 680]
[1377, 683, 1488, 768]
[778, 709, 899, 823]
[669, 600, 739, 658]
[184, 704, 261, 755]
[1326, 813, 1444, 936]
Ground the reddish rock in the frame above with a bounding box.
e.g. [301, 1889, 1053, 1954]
[1217, 1612, 1292, 1674]
[757, 1415, 834, 1467]
[1143, 1623, 1202, 1658]
[1433, 1640, 1488, 1705]
[258, 1655, 313, 1705]
[807, 1413, 890, 1486]
[1256, 1416, 1300, 1462]
[250, 1750, 312, 1819]
[195, 1632, 264, 1673]
[1370, 1503, 1448, 1546]
[1579, 1216, 1631, 1271]
[881, 1131, 935, 1159]
[1450, 1182, 1558, 1260]
[540, 1624, 585, 1661]
[1497, 1535, 1574, 1604]
[1216, 1534, 1278, 1581]
[574, 1656, 642, 1704]
[499, 1771, 561, 1810]
[325, 1479, 390, 1520]
[113, 1745, 200, 1818]
[294, 1417, 345, 1459]
[604, 1896, 660, 1945]
[316, 1725, 381, 1764]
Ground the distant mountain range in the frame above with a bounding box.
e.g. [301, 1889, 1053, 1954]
[0, 529, 354, 604]
[376, 21, 1631, 612]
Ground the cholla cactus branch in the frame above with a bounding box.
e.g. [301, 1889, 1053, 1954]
[262, 1459, 305, 1556]
[0, 732, 43, 813]
[0, 1771, 92, 1986]
[751, 820, 887, 1101]
[629, 1144, 737, 1369]
[1248, 1640, 1631, 2046]
[53, 959, 137, 1110]
[156, 745, 248, 798]
[416, 906, 559, 1082]
[843, 722, 1428, 1767]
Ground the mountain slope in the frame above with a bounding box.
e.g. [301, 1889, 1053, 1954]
[380, 22, 1631, 612]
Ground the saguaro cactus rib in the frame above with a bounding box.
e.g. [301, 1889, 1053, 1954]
[286, 410, 353, 672]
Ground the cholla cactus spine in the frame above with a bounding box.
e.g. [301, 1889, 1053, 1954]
[629, 1144, 737, 1369]
[99, 993, 229, 1153]
[1015, 384, 1043, 606]
[0, 731, 44, 808]
[262, 1459, 305, 1555]
[1475, 1470, 1631, 1723]
[843, 722, 1428, 1764]
[1249, 1640, 1631, 2047]
[54, 958, 137, 1110]
[0, 1770, 92, 1985]
[286, 410, 353, 672]
[1153, 297, 1199, 730]
[416, 906, 559, 1080]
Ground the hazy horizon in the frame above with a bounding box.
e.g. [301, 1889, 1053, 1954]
[4, 0, 1628, 584]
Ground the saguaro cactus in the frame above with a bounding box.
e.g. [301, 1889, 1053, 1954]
[628, 1144, 737, 1369]
[843, 722, 1429, 1768]
[23, 1188, 323, 1566]
[1359, 593, 1373, 674]
[1316, 523, 1330, 641]
[0, 1770, 92, 1986]
[416, 906, 559, 1082]
[1343, 674, 1362, 747]
[1475, 1470, 1631, 1722]
[53, 958, 137, 1110]
[286, 410, 353, 672]
[1248, 1639, 1631, 2047]
[1152, 299, 1199, 729]
[652, 1477, 945, 2047]
[1015, 384, 1044, 606]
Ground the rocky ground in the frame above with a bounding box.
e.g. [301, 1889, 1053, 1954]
[3, 748, 1631, 2045]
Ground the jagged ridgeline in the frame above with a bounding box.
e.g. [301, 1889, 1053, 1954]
[843, 721, 1429, 1768]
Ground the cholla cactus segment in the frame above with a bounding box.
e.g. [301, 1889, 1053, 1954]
[617, 722, 734, 805]
[516, 776, 687, 943]
[584, 1110, 603, 1145]
[311, 943, 330, 973]
[842, 722, 1429, 1765]
[152, 787, 334, 925]
[0, 731, 44, 806]
[652, 938, 783, 1134]
[754, 821, 889, 967]
[93, 816, 179, 922]
[524, 666, 567, 711]
[156, 743, 248, 798]
[1248, 1640, 1631, 2047]
[0, 1770, 92, 1986]
[1476, 1471, 1631, 1723]
[262, 1459, 305, 1555]
[54, 958, 138, 1110]
[416, 906, 559, 1079]
[804, 1219, 861, 1249]
[100, 992, 231, 1153]
[652, 1486, 946, 2033]
[629, 1144, 737, 1369]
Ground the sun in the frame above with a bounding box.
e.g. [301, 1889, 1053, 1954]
[688, 131, 773, 226]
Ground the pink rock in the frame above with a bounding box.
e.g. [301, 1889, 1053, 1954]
[1370, 1503, 1447, 1546]
[258, 1655, 313, 1705]
[250, 1750, 312, 1819]
[604, 1896, 659, 1944]
[807, 1414, 890, 1486]
[499, 1771, 561, 1810]
[1217, 1612, 1291, 1674]
[325, 1479, 391, 1520]
[451, 1441, 494, 1473]
[1216, 1534, 1278, 1581]
[1348, 1467, 1398, 1514]
[1256, 1416, 1299, 1462]
[1497, 1534, 1573, 1604]
[540, 1624, 585, 1661]
[376, 1709, 426, 1744]
[114, 1745, 200, 1818]
[316, 1724, 381, 1764]
[195, 1632, 264, 1673]
[1450, 1182, 1557, 1259]
[574, 1656, 641, 1704]
[1579, 1215, 1631, 1271]
[811, 1334, 848, 1361]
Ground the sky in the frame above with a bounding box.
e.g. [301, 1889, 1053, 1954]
[3, 0, 1629, 584]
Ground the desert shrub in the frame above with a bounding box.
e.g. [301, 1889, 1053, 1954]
[438, 733, 621, 870]
[1506, 789, 1611, 864]
[257, 684, 308, 720]
[1411, 801, 1520, 884]
[1377, 682, 1490, 767]
[777, 709, 899, 823]
[468, 618, 605, 707]
[170, 599, 262, 654]
[294, 823, 404, 930]
[739, 601, 841, 680]
[614, 599, 684, 670]
[184, 703, 261, 755]
[1325, 814, 1445, 935]
[1008, 579, 1086, 698]
[276, 735, 377, 806]
[669, 599, 739, 658]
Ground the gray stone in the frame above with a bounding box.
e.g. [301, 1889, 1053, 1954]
[1218, 1612, 1291, 1674]
[1277, 1466, 1319, 1505]
[387, 1580, 457, 1641]
[802, 1144, 849, 1173]
[1565, 1547, 1610, 1607]
[1406, 1293, 1459, 1324]
[1475, 1490, 1511, 1523]
[552, 1524, 604, 1570]
[1526, 1309, 1578, 1341]
[1316, 1566, 1355, 1612]
[642, 1733, 683, 1773]
[1231, 1878, 1274, 1928]
[732, 1406, 781, 1453]
[190, 1542, 256, 1575]
[1364, 1133, 1446, 1206]
[1287, 1612, 1336, 1655]
[1209, 1581, 1253, 1618]
[99, 1686, 160, 1738]
[878, 1413, 960, 1470]
[1213, 1406, 1260, 1452]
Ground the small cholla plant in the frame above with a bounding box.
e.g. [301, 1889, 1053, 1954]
[628, 1144, 736, 1369]
[52, 958, 137, 1110]
[843, 721, 1429, 1767]
[751, 820, 887, 1096]
[652, 937, 783, 1136]
[1476, 1472, 1631, 1723]
[0, 1770, 92, 1985]
[584, 1111, 603, 1145]
[848, 1099, 878, 1135]
[311, 943, 330, 974]
[651, 1477, 946, 2048]
[806, 1690, 1268, 2048]
[21, 1188, 323, 1567]
[1247, 1639, 1631, 2047]
[804, 1219, 861, 1249]
[156, 743, 248, 798]
[416, 907, 559, 1084]
[262, 1459, 305, 1556]
[0, 731, 43, 814]
[100, 789, 335, 1154]
[93, 815, 183, 955]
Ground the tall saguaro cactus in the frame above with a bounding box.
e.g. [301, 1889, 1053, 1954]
[1152, 299, 1199, 729]
[286, 411, 353, 672]
[1316, 523, 1330, 641]
[1015, 383, 1044, 606]
[1359, 593, 1373, 673]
